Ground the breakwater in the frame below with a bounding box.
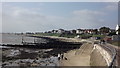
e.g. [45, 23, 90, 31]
[2, 36, 82, 49]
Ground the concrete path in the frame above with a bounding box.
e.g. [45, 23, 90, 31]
[60, 43, 93, 66]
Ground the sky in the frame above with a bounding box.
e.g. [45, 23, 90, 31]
[1, 2, 118, 33]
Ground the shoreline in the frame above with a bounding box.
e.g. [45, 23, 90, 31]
[1, 46, 82, 66]
[1, 36, 83, 67]
[1, 35, 82, 49]
[2, 34, 94, 66]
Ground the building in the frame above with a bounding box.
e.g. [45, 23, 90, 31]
[112, 35, 120, 41]
[51, 30, 58, 33]
[70, 30, 76, 34]
[57, 29, 65, 33]
[85, 29, 94, 34]
[109, 29, 116, 33]
[116, 24, 120, 35]
[76, 29, 84, 34]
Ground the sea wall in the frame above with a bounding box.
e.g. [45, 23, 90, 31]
[58, 38, 116, 66]
[90, 44, 113, 66]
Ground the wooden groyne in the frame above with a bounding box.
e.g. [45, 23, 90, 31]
[1, 36, 82, 49]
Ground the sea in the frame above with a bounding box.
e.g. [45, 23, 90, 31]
[0, 33, 47, 45]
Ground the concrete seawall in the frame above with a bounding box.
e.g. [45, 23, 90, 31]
[90, 44, 116, 66]
[79, 39, 117, 66]
[60, 39, 117, 66]
[90, 44, 108, 66]
[74, 42, 110, 66]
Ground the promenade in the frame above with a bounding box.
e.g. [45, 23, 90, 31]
[60, 43, 93, 66]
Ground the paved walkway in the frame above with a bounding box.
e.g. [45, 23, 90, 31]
[60, 43, 93, 66]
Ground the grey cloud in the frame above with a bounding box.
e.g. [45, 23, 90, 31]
[64, 9, 106, 29]
[2, 3, 118, 32]
[2, 6, 65, 32]
[105, 2, 118, 11]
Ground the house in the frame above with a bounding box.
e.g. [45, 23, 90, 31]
[84, 29, 97, 34]
[76, 29, 84, 34]
[70, 30, 76, 34]
[109, 29, 116, 33]
[64, 31, 71, 34]
[47, 31, 52, 33]
[85, 29, 93, 34]
[51, 30, 58, 33]
[57, 29, 65, 33]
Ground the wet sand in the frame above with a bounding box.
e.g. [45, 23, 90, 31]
[1, 47, 59, 66]
[1, 47, 76, 67]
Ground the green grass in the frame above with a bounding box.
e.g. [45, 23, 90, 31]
[33, 33, 77, 38]
[60, 33, 77, 38]
[92, 35, 106, 37]
[33, 33, 61, 37]
[33, 33, 106, 39]
[33, 33, 120, 47]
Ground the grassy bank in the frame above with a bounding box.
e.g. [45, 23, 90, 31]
[33, 33, 61, 37]
[33, 33, 77, 38]
[33, 33, 105, 39]
[92, 35, 105, 38]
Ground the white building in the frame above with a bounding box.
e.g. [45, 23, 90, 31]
[76, 29, 83, 34]
[116, 24, 119, 35]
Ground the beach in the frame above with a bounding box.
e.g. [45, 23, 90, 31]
[1, 33, 83, 67]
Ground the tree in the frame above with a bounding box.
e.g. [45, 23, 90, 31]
[108, 32, 116, 36]
[99, 27, 110, 35]
[93, 29, 98, 34]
